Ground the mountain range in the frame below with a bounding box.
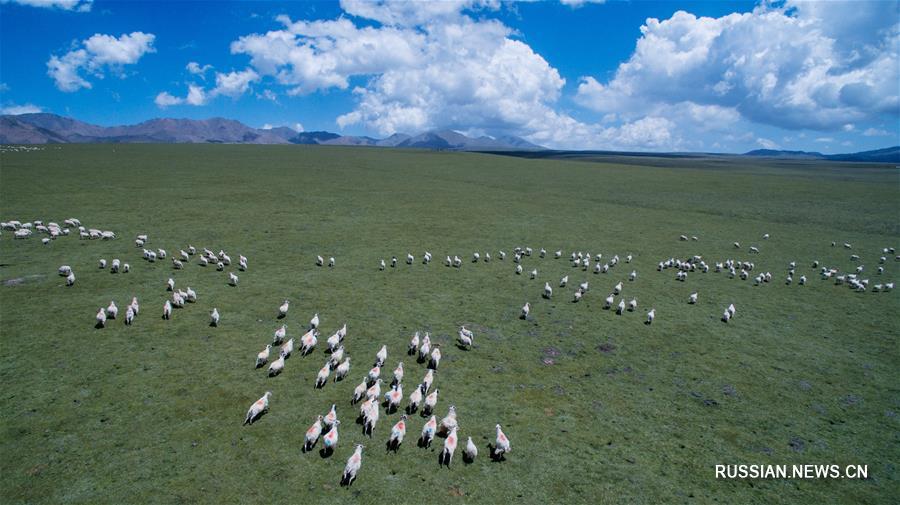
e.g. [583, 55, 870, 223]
[1, 113, 896, 161]
[0, 113, 544, 150]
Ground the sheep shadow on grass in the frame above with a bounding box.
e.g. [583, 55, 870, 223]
[487, 443, 506, 462]
[319, 446, 333, 459]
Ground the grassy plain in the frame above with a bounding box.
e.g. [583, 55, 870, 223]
[1, 144, 898, 504]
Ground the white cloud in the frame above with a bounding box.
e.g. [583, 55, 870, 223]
[756, 137, 779, 149]
[154, 92, 182, 107]
[560, 0, 605, 8]
[338, 0, 498, 27]
[815, 137, 834, 143]
[185, 84, 208, 105]
[47, 32, 156, 91]
[261, 123, 273, 130]
[213, 68, 260, 97]
[863, 127, 890, 137]
[186, 61, 213, 77]
[1, 103, 42, 115]
[1, 0, 92, 11]
[575, 6, 900, 132]
[294, 122, 304, 132]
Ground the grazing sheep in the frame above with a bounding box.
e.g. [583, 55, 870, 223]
[228, 272, 239, 286]
[604, 294, 614, 309]
[256, 345, 271, 368]
[429, 346, 442, 370]
[629, 270, 637, 281]
[749, 246, 759, 254]
[560, 275, 568, 287]
[273, 325, 286, 345]
[613, 282, 623, 295]
[408, 332, 420, 355]
[317, 255, 324, 266]
[300, 329, 318, 355]
[95, 308, 107, 328]
[335, 358, 351, 381]
[457, 328, 473, 348]
[543, 282, 553, 299]
[530, 269, 538, 279]
[58, 265, 72, 276]
[388, 415, 408, 450]
[367, 366, 381, 385]
[166, 278, 175, 292]
[420, 415, 437, 447]
[268, 354, 285, 376]
[580, 281, 589, 292]
[323, 420, 340, 453]
[99, 259, 107, 269]
[422, 369, 434, 392]
[323, 404, 338, 430]
[440, 426, 459, 467]
[472, 252, 480, 262]
[66, 272, 75, 286]
[628, 298, 637, 312]
[243, 391, 271, 425]
[380, 259, 386, 270]
[210, 308, 220, 327]
[280, 338, 294, 359]
[278, 300, 289, 318]
[352, 377, 369, 404]
[515, 264, 523, 275]
[407, 384, 424, 413]
[494, 424, 511, 459]
[689, 293, 698, 304]
[799, 275, 807, 285]
[385, 384, 403, 413]
[418, 339, 431, 363]
[521, 302, 530, 319]
[423, 389, 439, 416]
[106, 301, 118, 319]
[375, 345, 388, 367]
[310, 313, 320, 329]
[316, 363, 331, 388]
[616, 299, 626, 315]
[499, 251, 506, 260]
[304, 415, 324, 451]
[646, 308, 656, 325]
[329, 345, 345, 367]
[484, 252, 491, 262]
[341, 444, 365, 486]
[439, 405, 458, 436]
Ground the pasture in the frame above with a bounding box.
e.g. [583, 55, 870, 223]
[1, 144, 898, 504]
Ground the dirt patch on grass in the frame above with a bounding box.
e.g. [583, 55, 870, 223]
[597, 342, 616, 354]
[3, 274, 43, 286]
[448, 486, 465, 497]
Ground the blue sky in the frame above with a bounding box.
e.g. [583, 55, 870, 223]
[0, 0, 897, 152]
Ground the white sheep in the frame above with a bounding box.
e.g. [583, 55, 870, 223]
[530, 269, 538, 279]
[315, 363, 331, 387]
[304, 415, 324, 451]
[521, 302, 530, 319]
[388, 415, 408, 450]
[95, 308, 107, 328]
[99, 259, 107, 269]
[256, 345, 271, 368]
[300, 329, 318, 355]
[341, 445, 364, 486]
[316, 255, 324, 266]
[689, 293, 698, 304]
[423, 389, 439, 416]
[408, 332, 420, 355]
[616, 299, 625, 315]
[440, 426, 459, 467]
[406, 253, 414, 265]
[515, 264, 523, 275]
[243, 391, 271, 425]
[494, 424, 511, 459]
[329, 257, 335, 267]
[106, 301, 118, 319]
[380, 259, 386, 270]
[335, 358, 351, 381]
[66, 272, 76, 286]
[421, 415, 437, 447]
[604, 294, 614, 309]
[543, 282, 553, 299]
[310, 312, 320, 329]
[163, 300, 172, 320]
[228, 272, 239, 286]
[628, 298, 637, 312]
[646, 308, 656, 325]
[280, 338, 294, 359]
[210, 308, 220, 326]
[560, 275, 568, 287]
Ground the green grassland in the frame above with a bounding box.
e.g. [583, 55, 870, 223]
[1, 144, 898, 504]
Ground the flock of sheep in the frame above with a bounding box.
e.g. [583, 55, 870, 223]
[4, 217, 897, 488]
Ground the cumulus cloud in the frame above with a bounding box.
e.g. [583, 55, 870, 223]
[154, 92, 182, 108]
[186, 61, 213, 77]
[574, 5, 899, 133]
[559, 0, 605, 8]
[1, 103, 43, 115]
[153, 70, 255, 108]
[756, 137, 779, 149]
[47, 32, 156, 91]
[229, 4, 576, 144]
[1, 0, 92, 11]
[863, 127, 890, 137]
